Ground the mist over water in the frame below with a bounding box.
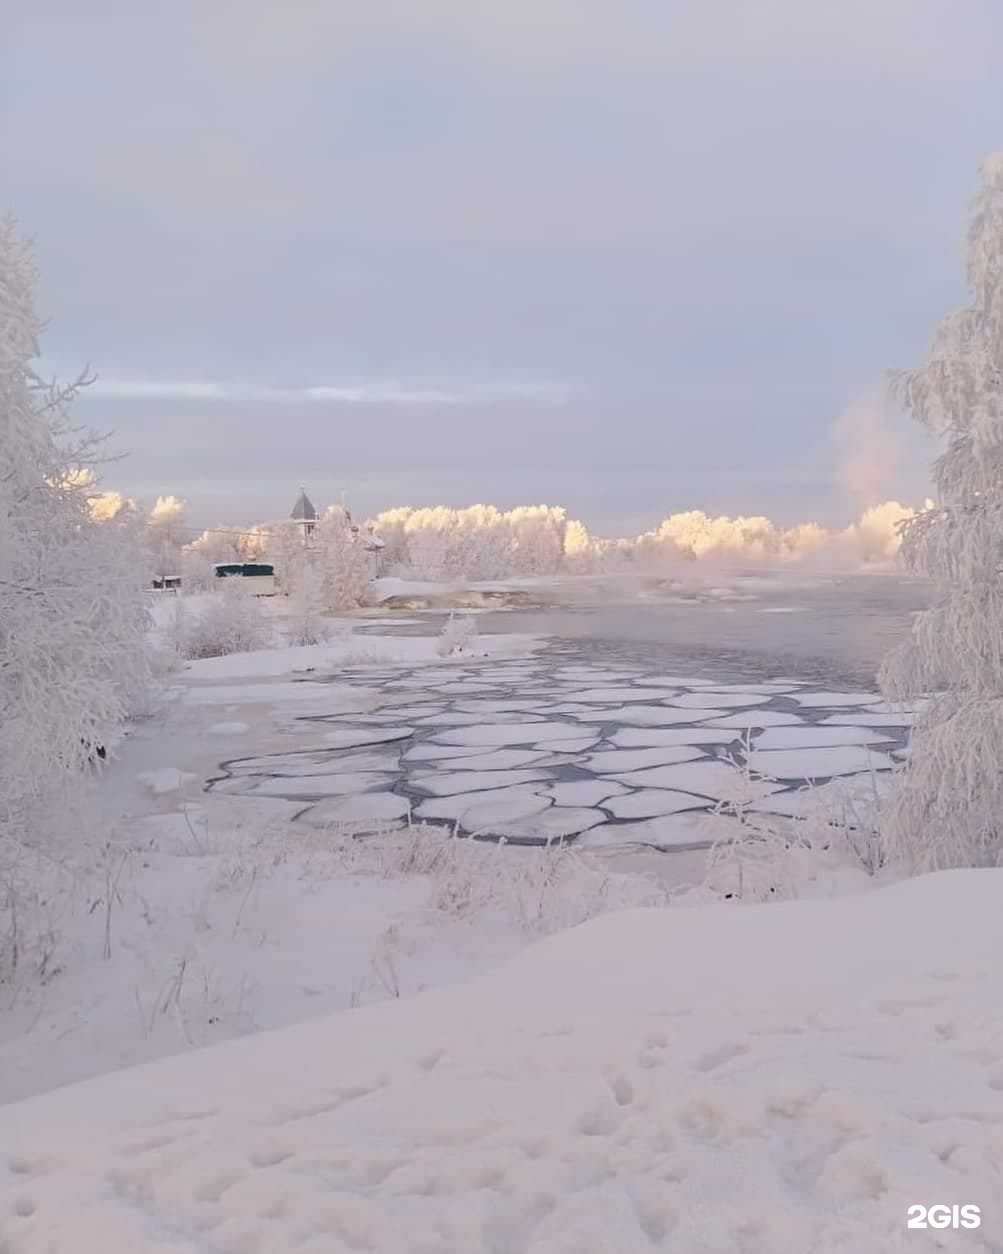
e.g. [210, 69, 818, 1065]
[489, 568, 931, 688]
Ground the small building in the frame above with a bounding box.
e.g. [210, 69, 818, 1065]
[291, 489, 318, 546]
[213, 561, 277, 596]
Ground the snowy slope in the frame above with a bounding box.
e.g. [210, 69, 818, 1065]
[3, 870, 1002, 1252]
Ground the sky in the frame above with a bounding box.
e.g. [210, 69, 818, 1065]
[5, 0, 1001, 536]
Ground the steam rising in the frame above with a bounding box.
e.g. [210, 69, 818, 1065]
[831, 394, 904, 511]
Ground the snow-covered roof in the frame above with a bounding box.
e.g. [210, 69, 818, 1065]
[290, 490, 318, 522]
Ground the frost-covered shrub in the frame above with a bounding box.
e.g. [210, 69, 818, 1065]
[436, 613, 480, 657]
[176, 580, 272, 659]
[695, 748, 890, 903]
[370, 825, 667, 934]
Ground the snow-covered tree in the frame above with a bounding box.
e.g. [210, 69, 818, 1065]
[455, 505, 513, 578]
[186, 524, 243, 567]
[563, 518, 598, 573]
[369, 506, 412, 572]
[879, 151, 1003, 870]
[76, 472, 137, 522]
[287, 559, 330, 645]
[178, 547, 216, 592]
[148, 494, 187, 578]
[266, 519, 311, 595]
[508, 505, 567, 575]
[316, 505, 369, 609]
[402, 507, 453, 580]
[0, 219, 150, 835]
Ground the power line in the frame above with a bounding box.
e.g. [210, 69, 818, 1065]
[145, 523, 285, 541]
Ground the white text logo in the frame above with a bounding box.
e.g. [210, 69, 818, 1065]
[907, 1205, 980, 1230]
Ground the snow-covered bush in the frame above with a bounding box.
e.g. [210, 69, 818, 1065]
[372, 825, 667, 934]
[0, 851, 61, 988]
[0, 219, 150, 836]
[436, 612, 480, 657]
[696, 747, 889, 903]
[879, 151, 1003, 871]
[176, 580, 272, 659]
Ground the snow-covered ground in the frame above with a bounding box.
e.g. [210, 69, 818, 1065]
[3, 869, 1003, 1252]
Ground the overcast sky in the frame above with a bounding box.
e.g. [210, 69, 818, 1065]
[5, 1, 1000, 534]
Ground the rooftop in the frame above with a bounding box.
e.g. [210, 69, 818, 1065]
[290, 489, 318, 522]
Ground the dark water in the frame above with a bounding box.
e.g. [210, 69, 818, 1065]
[489, 570, 932, 688]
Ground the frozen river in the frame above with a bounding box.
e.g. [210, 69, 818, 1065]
[209, 570, 926, 851]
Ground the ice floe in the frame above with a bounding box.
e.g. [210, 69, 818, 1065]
[411, 768, 555, 797]
[747, 744, 897, 780]
[604, 789, 710, 819]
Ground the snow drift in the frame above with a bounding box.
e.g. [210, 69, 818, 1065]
[3, 868, 1002, 1252]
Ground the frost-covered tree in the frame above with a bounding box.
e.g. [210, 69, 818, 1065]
[148, 494, 187, 578]
[369, 506, 411, 572]
[266, 519, 311, 595]
[0, 219, 150, 835]
[317, 505, 369, 609]
[879, 152, 1003, 870]
[403, 507, 453, 580]
[563, 518, 598, 573]
[186, 524, 242, 567]
[77, 472, 137, 522]
[287, 559, 330, 645]
[178, 547, 216, 592]
[455, 505, 513, 578]
[508, 505, 566, 575]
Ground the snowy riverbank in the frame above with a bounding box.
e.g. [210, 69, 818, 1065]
[3, 868, 1002, 1251]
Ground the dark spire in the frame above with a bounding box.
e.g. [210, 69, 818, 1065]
[290, 489, 317, 522]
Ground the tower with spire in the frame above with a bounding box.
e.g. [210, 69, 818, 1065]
[290, 488, 318, 546]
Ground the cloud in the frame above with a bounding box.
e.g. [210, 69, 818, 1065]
[6, 0, 998, 533]
[8, 1, 997, 241]
[86, 373, 575, 406]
